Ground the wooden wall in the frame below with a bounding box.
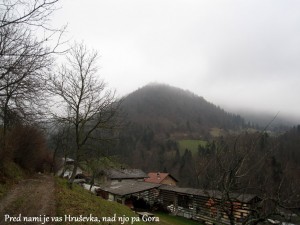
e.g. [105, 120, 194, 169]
[159, 189, 253, 225]
[161, 176, 177, 186]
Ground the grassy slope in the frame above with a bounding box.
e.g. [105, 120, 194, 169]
[178, 139, 207, 156]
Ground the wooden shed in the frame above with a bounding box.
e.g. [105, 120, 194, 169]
[96, 180, 161, 209]
[158, 185, 261, 225]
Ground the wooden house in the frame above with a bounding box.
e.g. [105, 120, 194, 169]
[98, 168, 148, 185]
[95, 180, 161, 209]
[158, 185, 261, 225]
[144, 172, 178, 186]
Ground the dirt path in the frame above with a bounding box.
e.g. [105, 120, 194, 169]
[0, 174, 56, 225]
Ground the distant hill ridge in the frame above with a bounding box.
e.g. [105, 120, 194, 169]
[122, 83, 245, 137]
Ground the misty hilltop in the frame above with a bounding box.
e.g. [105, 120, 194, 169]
[121, 83, 246, 138]
[112, 84, 300, 189]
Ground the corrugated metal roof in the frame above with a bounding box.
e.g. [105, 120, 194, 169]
[105, 169, 148, 179]
[96, 180, 161, 196]
[159, 185, 258, 203]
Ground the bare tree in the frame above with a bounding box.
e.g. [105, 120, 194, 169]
[0, 0, 59, 29]
[0, 0, 65, 149]
[202, 133, 300, 225]
[49, 42, 122, 187]
[0, 0, 65, 82]
[0, 23, 50, 134]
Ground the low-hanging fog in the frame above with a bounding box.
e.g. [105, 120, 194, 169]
[52, 0, 300, 124]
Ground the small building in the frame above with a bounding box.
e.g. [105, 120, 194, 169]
[98, 168, 148, 185]
[56, 157, 84, 179]
[144, 172, 178, 186]
[158, 185, 261, 225]
[96, 180, 161, 209]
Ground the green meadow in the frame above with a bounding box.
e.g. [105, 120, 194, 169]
[178, 139, 207, 156]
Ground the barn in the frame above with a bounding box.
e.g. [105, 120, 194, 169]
[158, 185, 261, 225]
[96, 180, 161, 209]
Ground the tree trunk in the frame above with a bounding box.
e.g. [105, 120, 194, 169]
[68, 160, 78, 189]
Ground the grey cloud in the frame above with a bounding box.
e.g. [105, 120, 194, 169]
[52, 0, 300, 122]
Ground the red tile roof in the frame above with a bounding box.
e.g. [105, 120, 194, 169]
[144, 172, 177, 184]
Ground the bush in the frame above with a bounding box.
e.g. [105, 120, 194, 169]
[7, 125, 51, 173]
[0, 161, 24, 198]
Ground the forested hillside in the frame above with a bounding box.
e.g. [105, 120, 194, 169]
[122, 83, 245, 138]
[111, 84, 248, 186]
[111, 84, 300, 192]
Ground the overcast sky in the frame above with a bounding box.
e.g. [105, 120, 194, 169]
[52, 0, 300, 122]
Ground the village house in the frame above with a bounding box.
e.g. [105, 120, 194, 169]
[96, 181, 261, 225]
[144, 172, 178, 186]
[56, 158, 85, 180]
[158, 185, 261, 225]
[56, 165, 262, 225]
[96, 180, 161, 209]
[55, 161, 264, 225]
[98, 168, 148, 185]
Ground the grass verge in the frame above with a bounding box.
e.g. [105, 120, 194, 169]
[0, 161, 24, 199]
[154, 212, 203, 225]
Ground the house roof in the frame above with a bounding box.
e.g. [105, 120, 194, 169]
[144, 172, 178, 184]
[96, 180, 161, 196]
[159, 185, 259, 203]
[64, 157, 75, 163]
[105, 169, 148, 180]
[159, 185, 212, 196]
